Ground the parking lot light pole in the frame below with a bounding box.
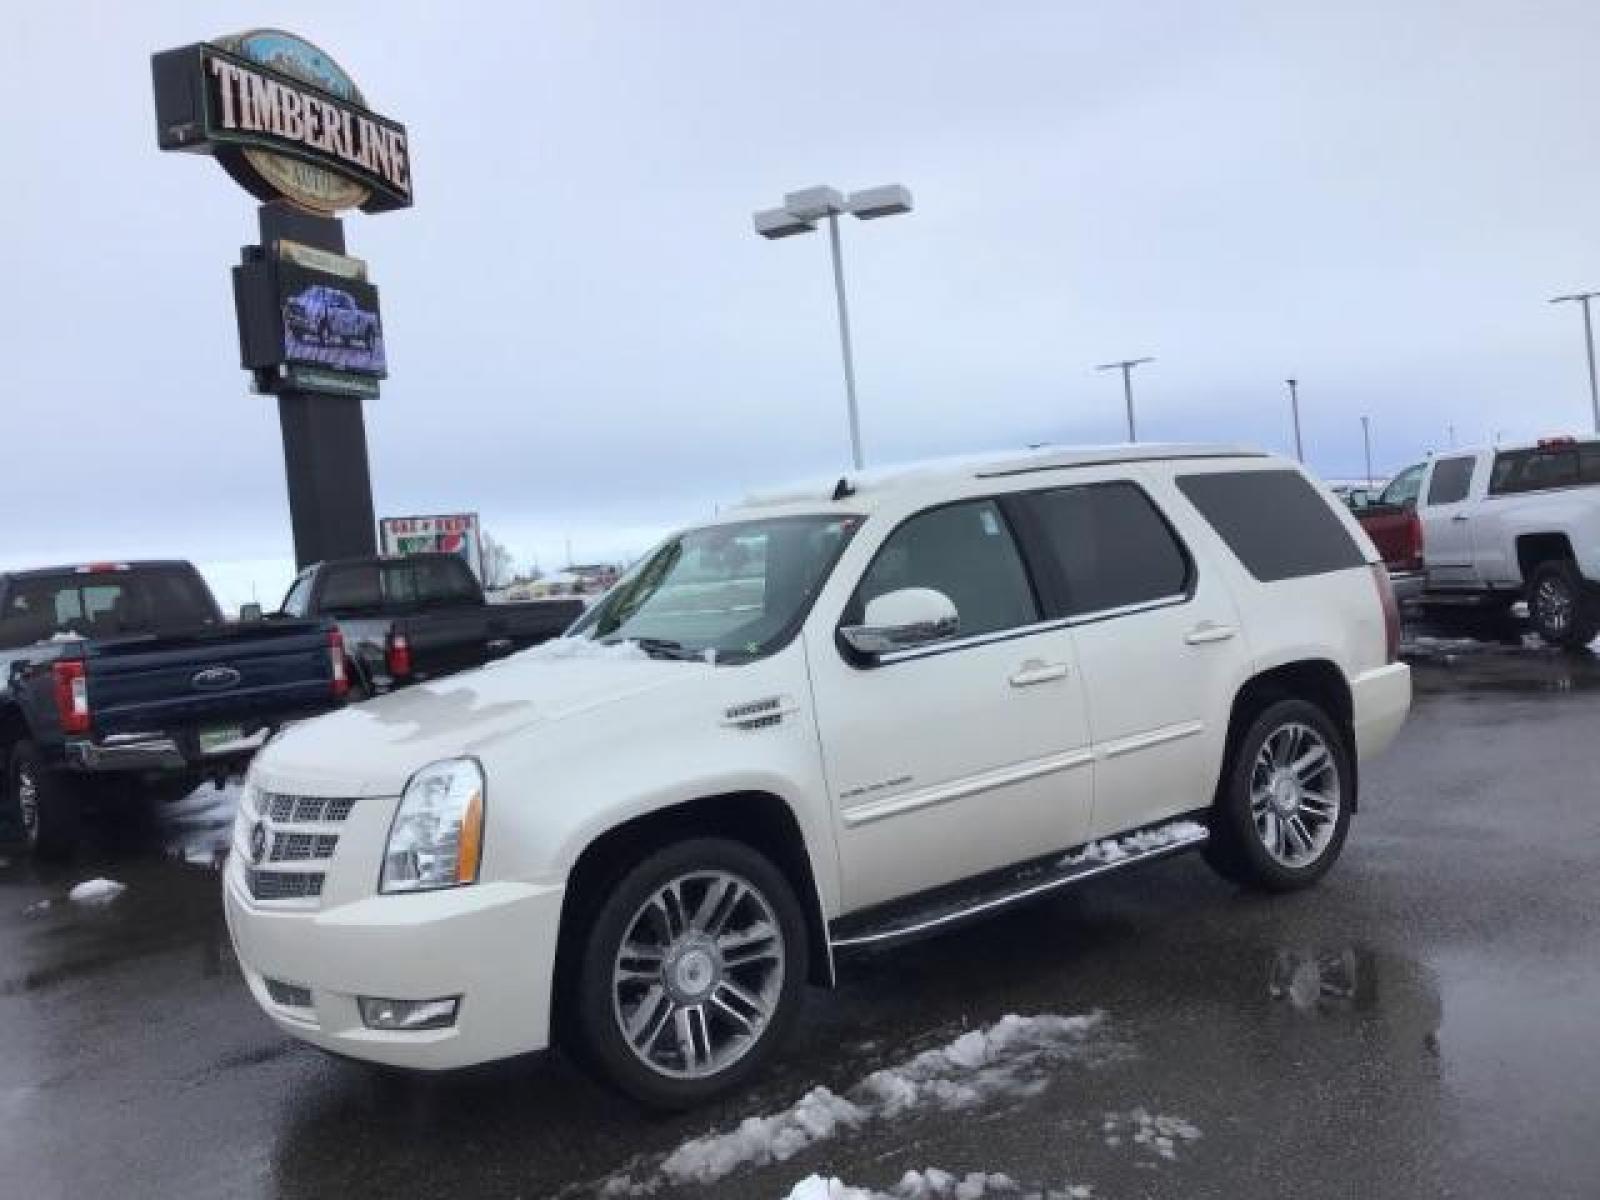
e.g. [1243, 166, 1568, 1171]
[753, 183, 913, 471]
[1286, 378, 1304, 462]
[1549, 291, 1600, 434]
[1095, 357, 1154, 442]
[1361, 415, 1374, 487]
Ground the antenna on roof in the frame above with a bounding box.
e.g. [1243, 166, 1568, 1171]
[831, 477, 855, 501]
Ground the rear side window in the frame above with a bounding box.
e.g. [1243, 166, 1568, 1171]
[1425, 457, 1476, 505]
[1490, 444, 1595, 495]
[1177, 469, 1366, 582]
[412, 558, 479, 604]
[1015, 482, 1190, 616]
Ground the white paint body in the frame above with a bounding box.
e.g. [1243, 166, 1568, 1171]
[1416, 444, 1600, 590]
[223, 445, 1411, 1070]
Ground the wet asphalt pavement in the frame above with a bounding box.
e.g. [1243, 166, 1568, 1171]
[4, 634, 1599, 1199]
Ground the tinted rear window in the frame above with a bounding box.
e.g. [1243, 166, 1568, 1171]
[1015, 482, 1190, 615]
[1176, 470, 1366, 582]
[319, 565, 382, 612]
[0, 570, 217, 647]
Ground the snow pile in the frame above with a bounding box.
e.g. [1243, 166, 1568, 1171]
[601, 1012, 1105, 1195]
[782, 1169, 1026, 1200]
[1101, 1109, 1201, 1160]
[519, 636, 649, 662]
[45, 630, 86, 643]
[68, 878, 126, 905]
[1061, 820, 1207, 868]
[781, 1170, 1097, 1199]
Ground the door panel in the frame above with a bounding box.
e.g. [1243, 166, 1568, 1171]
[806, 497, 1095, 912]
[1420, 455, 1480, 587]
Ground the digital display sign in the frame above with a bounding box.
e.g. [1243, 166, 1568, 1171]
[278, 260, 386, 377]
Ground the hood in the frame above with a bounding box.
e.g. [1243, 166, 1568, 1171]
[251, 646, 707, 796]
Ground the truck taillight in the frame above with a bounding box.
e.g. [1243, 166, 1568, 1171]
[1372, 563, 1401, 665]
[329, 630, 350, 698]
[1404, 511, 1425, 572]
[52, 660, 91, 734]
[387, 631, 412, 679]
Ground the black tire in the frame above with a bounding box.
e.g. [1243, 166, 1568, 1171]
[1527, 561, 1599, 650]
[4, 740, 84, 861]
[568, 837, 807, 1110]
[1203, 698, 1353, 893]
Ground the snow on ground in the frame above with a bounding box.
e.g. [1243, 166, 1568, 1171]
[1100, 1109, 1201, 1160]
[1060, 820, 1207, 868]
[599, 1013, 1106, 1196]
[781, 1169, 1096, 1199]
[67, 878, 126, 905]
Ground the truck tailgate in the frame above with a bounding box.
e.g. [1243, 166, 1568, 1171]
[86, 622, 336, 736]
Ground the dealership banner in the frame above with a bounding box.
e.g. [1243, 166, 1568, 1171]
[379, 514, 484, 581]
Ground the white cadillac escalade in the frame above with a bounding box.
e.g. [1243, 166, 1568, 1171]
[224, 445, 1411, 1108]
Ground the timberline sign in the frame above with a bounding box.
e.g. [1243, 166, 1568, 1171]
[152, 29, 412, 215]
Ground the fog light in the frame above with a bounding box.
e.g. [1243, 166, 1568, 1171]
[358, 996, 460, 1031]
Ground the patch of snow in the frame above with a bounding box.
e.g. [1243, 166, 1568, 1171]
[602, 1013, 1105, 1195]
[43, 630, 86, 643]
[23, 898, 53, 916]
[1061, 820, 1207, 868]
[780, 1170, 1080, 1199]
[518, 636, 649, 662]
[68, 878, 126, 905]
[1101, 1109, 1201, 1161]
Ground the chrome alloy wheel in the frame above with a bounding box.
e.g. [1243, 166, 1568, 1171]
[1535, 576, 1575, 636]
[1250, 722, 1341, 868]
[15, 761, 39, 844]
[610, 870, 786, 1080]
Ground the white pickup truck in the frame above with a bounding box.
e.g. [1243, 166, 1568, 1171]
[223, 444, 1409, 1108]
[1414, 436, 1600, 647]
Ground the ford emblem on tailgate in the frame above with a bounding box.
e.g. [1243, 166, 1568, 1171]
[192, 666, 242, 691]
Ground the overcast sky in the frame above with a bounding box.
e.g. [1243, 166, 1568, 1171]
[6, 1, 1600, 607]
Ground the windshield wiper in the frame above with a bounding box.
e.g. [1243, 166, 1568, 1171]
[606, 635, 704, 662]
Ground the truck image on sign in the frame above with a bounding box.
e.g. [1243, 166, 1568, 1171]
[284, 284, 380, 349]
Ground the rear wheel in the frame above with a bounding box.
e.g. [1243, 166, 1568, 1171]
[1527, 561, 1599, 649]
[569, 837, 806, 1110]
[1204, 698, 1352, 892]
[4, 741, 83, 861]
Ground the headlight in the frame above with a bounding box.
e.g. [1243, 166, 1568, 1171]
[380, 758, 485, 894]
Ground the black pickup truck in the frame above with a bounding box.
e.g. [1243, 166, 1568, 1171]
[279, 554, 584, 696]
[1, 561, 348, 858]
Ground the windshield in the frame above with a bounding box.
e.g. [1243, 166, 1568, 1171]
[569, 515, 860, 663]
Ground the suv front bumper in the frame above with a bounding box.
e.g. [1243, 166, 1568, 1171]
[223, 860, 565, 1070]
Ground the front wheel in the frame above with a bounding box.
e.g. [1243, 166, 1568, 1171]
[4, 740, 84, 861]
[569, 837, 806, 1110]
[1204, 698, 1353, 892]
[1527, 561, 1599, 650]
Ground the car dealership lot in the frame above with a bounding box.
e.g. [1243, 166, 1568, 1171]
[3, 636, 1599, 1200]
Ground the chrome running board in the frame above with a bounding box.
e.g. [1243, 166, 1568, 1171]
[829, 818, 1209, 952]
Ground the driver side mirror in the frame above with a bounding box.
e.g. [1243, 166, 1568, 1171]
[840, 587, 960, 658]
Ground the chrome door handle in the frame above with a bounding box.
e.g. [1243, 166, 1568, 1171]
[1009, 662, 1069, 687]
[1185, 622, 1238, 645]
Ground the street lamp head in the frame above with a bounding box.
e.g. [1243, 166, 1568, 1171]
[848, 184, 913, 220]
[1095, 357, 1154, 371]
[1286, 377, 1297, 388]
[753, 207, 818, 239]
[783, 186, 847, 221]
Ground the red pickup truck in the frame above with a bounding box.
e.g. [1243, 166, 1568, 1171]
[1354, 462, 1427, 578]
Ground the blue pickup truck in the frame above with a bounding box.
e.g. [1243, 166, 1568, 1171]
[0, 561, 348, 859]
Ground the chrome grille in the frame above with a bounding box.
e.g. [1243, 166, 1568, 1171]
[264, 979, 313, 1009]
[263, 793, 357, 823]
[247, 869, 325, 901]
[269, 832, 339, 862]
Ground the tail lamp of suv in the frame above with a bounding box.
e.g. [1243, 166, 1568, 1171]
[52, 660, 91, 735]
[386, 631, 412, 680]
[329, 630, 350, 699]
[1372, 563, 1401, 664]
